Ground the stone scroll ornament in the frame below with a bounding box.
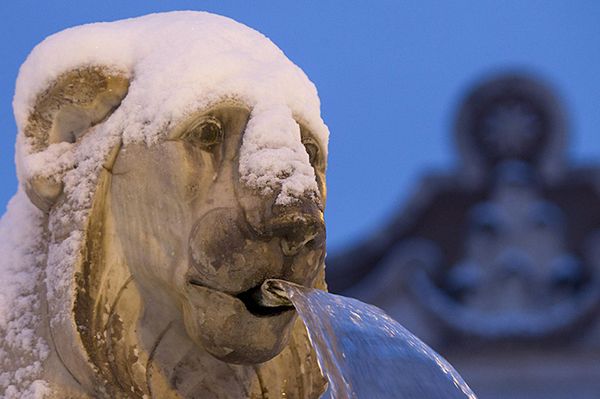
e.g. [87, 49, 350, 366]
[0, 12, 330, 398]
[328, 74, 600, 342]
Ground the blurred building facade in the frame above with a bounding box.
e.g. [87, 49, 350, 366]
[327, 74, 600, 399]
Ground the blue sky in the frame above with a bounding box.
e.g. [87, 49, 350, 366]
[1, 1, 599, 252]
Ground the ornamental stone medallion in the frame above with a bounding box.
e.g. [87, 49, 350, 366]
[328, 73, 600, 399]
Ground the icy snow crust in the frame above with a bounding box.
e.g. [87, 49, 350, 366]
[14, 11, 328, 201]
[0, 191, 50, 398]
[1, 11, 328, 398]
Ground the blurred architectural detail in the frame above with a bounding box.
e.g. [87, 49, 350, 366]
[327, 73, 600, 399]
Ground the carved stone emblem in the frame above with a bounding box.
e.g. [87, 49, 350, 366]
[329, 74, 600, 342]
[328, 73, 600, 397]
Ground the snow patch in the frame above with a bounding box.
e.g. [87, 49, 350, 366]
[0, 191, 49, 398]
[240, 103, 319, 204]
[14, 11, 329, 196]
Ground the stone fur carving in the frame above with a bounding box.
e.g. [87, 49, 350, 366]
[0, 12, 329, 398]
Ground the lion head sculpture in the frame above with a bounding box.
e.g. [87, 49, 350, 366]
[0, 11, 328, 398]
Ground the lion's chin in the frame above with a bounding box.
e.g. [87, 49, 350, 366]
[182, 281, 298, 364]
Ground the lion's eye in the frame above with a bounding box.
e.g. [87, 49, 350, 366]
[182, 117, 223, 150]
[302, 139, 320, 166]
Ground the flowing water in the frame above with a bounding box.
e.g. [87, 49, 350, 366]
[261, 280, 478, 399]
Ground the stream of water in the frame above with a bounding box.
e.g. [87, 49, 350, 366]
[262, 280, 478, 399]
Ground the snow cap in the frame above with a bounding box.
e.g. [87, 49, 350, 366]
[14, 10, 328, 204]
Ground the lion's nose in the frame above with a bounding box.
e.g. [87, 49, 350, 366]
[270, 199, 325, 256]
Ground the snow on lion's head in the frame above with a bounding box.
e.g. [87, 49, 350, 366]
[0, 11, 328, 398]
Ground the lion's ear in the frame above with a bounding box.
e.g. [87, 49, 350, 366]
[23, 67, 129, 212]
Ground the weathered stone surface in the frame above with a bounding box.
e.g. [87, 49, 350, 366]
[2, 13, 329, 398]
[22, 70, 328, 399]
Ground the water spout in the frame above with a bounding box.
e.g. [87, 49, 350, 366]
[258, 278, 295, 308]
[261, 279, 477, 399]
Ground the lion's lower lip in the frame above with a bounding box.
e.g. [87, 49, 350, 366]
[188, 279, 294, 318]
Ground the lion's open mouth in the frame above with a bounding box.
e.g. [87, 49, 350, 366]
[237, 284, 295, 317]
[188, 279, 294, 317]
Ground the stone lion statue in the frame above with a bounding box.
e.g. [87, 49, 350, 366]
[0, 11, 329, 398]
